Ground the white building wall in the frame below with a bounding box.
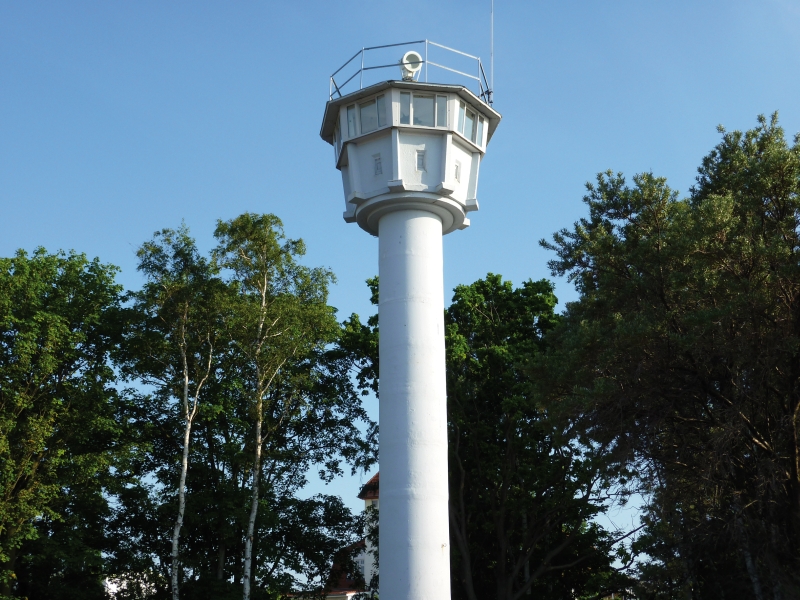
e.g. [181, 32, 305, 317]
[362, 498, 379, 589]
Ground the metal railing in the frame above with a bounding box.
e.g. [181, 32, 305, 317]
[329, 40, 493, 105]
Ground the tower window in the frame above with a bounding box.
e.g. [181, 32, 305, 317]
[347, 105, 357, 137]
[416, 150, 426, 171]
[436, 95, 447, 127]
[400, 93, 448, 128]
[400, 92, 411, 125]
[463, 109, 476, 141]
[458, 102, 480, 144]
[377, 95, 387, 127]
[412, 95, 434, 127]
[360, 100, 378, 133]
[360, 94, 387, 134]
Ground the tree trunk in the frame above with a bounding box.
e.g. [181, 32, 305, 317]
[217, 541, 226, 581]
[449, 426, 479, 600]
[170, 331, 212, 600]
[522, 513, 531, 596]
[171, 346, 195, 600]
[242, 394, 263, 600]
[171, 415, 193, 600]
[734, 508, 764, 600]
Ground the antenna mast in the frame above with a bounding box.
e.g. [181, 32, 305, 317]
[490, 0, 494, 102]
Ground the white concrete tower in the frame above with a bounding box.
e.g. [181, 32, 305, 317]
[320, 48, 500, 600]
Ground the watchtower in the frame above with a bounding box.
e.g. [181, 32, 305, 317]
[320, 42, 500, 600]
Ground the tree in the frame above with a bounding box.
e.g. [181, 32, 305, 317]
[445, 274, 629, 600]
[336, 277, 379, 401]
[124, 225, 227, 600]
[543, 114, 800, 599]
[212, 213, 365, 600]
[0, 248, 123, 597]
[1, 220, 378, 599]
[107, 216, 376, 599]
[104, 216, 375, 599]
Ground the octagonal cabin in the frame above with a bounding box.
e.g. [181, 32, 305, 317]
[320, 80, 501, 236]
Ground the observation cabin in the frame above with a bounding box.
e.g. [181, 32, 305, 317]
[320, 41, 501, 236]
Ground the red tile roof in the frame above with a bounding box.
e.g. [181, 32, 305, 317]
[357, 472, 380, 500]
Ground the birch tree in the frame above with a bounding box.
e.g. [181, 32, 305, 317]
[212, 213, 338, 600]
[127, 225, 226, 600]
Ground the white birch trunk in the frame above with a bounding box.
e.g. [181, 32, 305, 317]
[242, 393, 263, 600]
[171, 339, 193, 600]
[243, 277, 270, 600]
[170, 320, 211, 600]
[241, 354, 286, 600]
[171, 401, 193, 600]
[242, 272, 292, 600]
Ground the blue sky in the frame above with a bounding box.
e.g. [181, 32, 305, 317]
[2, 0, 800, 511]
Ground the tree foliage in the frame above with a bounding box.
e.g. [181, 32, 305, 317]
[445, 274, 629, 600]
[122, 224, 227, 600]
[7, 112, 800, 600]
[0, 215, 378, 600]
[0, 249, 124, 598]
[543, 114, 800, 599]
[106, 215, 376, 600]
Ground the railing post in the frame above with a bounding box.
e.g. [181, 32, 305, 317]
[360, 48, 364, 89]
[425, 40, 428, 82]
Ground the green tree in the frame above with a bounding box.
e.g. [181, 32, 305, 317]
[445, 274, 628, 600]
[0, 248, 124, 598]
[110, 216, 376, 599]
[123, 225, 228, 600]
[543, 114, 800, 599]
[336, 277, 379, 401]
[212, 213, 369, 600]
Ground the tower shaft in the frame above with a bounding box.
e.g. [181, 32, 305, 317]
[378, 209, 450, 600]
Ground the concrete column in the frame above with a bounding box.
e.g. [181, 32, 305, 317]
[378, 208, 450, 600]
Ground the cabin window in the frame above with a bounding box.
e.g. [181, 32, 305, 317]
[436, 95, 447, 127]
[360, 94, 388, 134]
[400, 92, 447, 127]
[347, 105, 357, 137]
[360, 99, 378, 133]
[400, 93, 448, 128]
[412, 95, 434, 127]
[457, 101, 481, 144]
[377, 95, 387, 127]
[463, 109, 476, 142]
[400, 92, 411, 125]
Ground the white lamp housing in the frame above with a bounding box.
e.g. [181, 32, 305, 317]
[400, 50, 423, 81]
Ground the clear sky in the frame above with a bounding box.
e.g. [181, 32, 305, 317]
[3, 0, 800, 512]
